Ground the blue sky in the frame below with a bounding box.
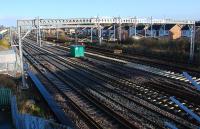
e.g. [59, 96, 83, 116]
[1, 0, 200, 26]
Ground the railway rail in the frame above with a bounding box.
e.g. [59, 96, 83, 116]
[22, 37, 200, 127]
[86, 45, 200, 76]
[46, 41, 200, 93]
[85, 49, 200, 85]
[23, 40, 142, 129]
[44, 41, 200, 87]
[38, 40, 200, 99]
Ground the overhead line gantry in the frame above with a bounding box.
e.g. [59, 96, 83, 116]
[15, 17, 196, 88]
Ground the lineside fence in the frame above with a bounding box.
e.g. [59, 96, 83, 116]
[11, 96, 70, 129]
[0, 87, 71, 129]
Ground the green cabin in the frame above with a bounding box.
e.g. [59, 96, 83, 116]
[70, 45, 85, 57]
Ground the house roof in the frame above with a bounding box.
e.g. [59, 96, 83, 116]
[136, 25, 145, 30]
[103, 26, 110, 30]
[160, 24, 176, 30]
[147, 25, 162, 30]
[181, 25, 190, 30]
[103, 26, 116, 30]
[110, 26, 114, 30]
[195, 21, 200, 26]
[124, 26, 129, 30]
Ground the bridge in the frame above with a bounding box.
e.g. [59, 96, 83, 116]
[17, 17, 195, 27]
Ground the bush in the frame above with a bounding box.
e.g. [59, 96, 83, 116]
[121, 38, 135, 45]
[96, 37, 200, 65]
[0, 74, 17, 91]
[119, 38, 190, 54]
[0, 38, 10, 49]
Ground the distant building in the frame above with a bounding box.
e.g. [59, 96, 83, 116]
[159, 24, 181, 40]
[102, 26, 114, 40]
[129, 25, 145, 37]
[138, 24, 182, 40]
[0, 29, 8, 39]
[69, 29, 76, 34]
[195, 21, 200, 42]
[81, 27, 90, 36]
[121, 26, 129, 40]
[146, 25, 162, 37]
[195, 21, 200, 27]
[159, 24, 174, 36]
[81, 27, 98, 36]
[181, 25, 191, 38]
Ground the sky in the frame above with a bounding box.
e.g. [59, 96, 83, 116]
[0, 0, 200, 26]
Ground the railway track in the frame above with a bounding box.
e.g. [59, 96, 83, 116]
[29, 36, 200, 77]
[31, 67, 92, 129]
[86, 45, 200, 76]
[55, 43, 200, 96]
[24, 40, 159, 128]
[85, 49, 200, 84]
[47, 42, 200, 86]
[23, 40, 142, 129]
[23, 38, 200, 127]
[37, 40, 200, 102]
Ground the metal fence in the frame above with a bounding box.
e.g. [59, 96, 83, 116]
[11, 96, 70, 129]
[0, 49, 21, 77]
[11, 96, 21, 129]
[0, 88, 11, 106]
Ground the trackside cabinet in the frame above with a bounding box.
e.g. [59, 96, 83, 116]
[70, 45, 85, 57]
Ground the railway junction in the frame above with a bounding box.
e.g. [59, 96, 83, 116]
[1, 17, 200, 129]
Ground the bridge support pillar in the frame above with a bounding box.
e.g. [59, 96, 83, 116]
[189, 24, 195, 63]
[90, 27, 93, 43]
[114, 24, 116, 41]
[119, 23, 122, 42]
[98, 26, 102, 45]
[150, 16, 153, 37]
